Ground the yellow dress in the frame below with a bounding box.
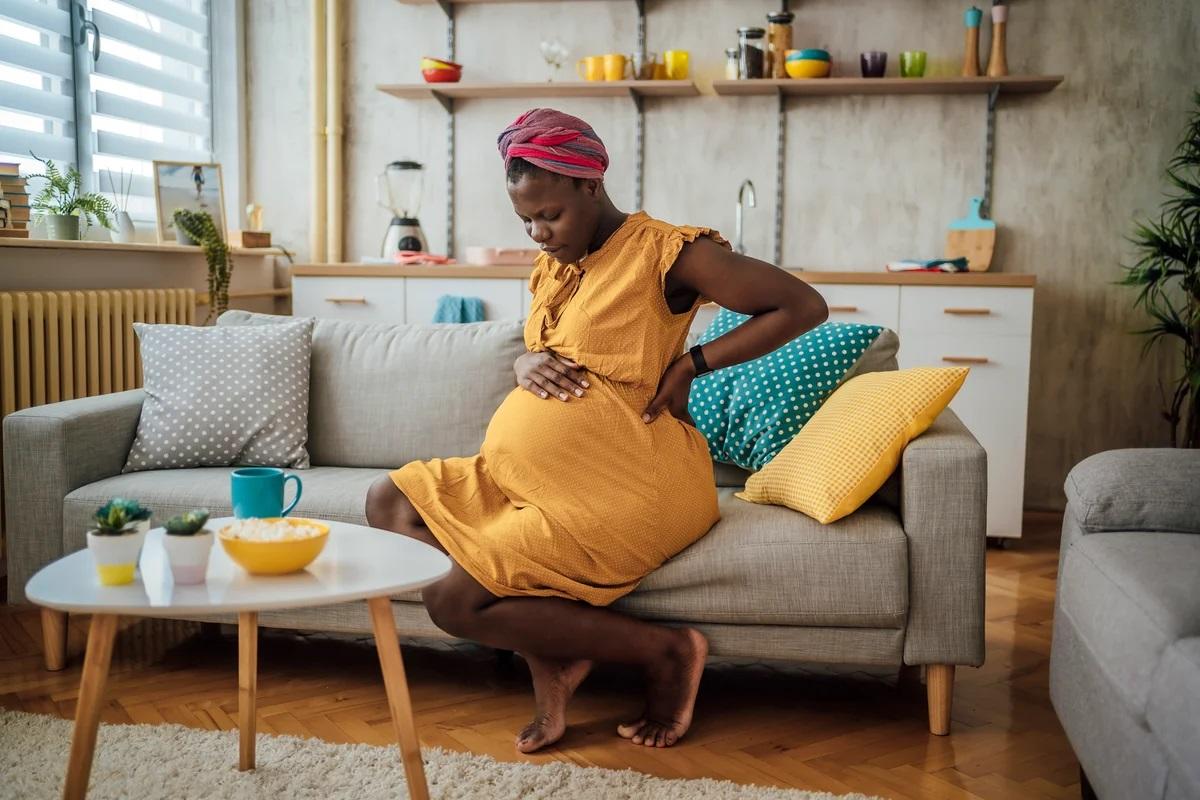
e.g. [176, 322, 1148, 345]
[389, 211, 724, 606]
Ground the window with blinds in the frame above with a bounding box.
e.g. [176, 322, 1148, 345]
[0, 0, 213, 228]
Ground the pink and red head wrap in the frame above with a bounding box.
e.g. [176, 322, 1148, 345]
[497, 108, 609, 180]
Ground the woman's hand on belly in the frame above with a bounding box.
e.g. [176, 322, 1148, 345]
[515, 349, 590, 401]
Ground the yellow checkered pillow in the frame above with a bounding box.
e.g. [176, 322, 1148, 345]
[736, 367, 968, 524]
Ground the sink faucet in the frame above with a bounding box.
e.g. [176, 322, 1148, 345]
[735, 179, 757, 255]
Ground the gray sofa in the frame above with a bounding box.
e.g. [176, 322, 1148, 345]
[1050, 449, 1200, 799]
[4, 311, 987, 735]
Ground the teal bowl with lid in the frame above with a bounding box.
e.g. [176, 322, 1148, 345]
[787, 48, 830, 62]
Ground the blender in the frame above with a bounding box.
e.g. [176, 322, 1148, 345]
[378, 160, 427, 255]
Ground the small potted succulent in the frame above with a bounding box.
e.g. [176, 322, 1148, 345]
[162, 509, 213, 585]
[87, 498, 152, 586]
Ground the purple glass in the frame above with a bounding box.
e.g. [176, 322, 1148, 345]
[860, 51, 887, 78]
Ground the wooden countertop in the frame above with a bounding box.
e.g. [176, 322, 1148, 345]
[291, 263, 1036, 287]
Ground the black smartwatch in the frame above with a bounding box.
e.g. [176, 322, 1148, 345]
[689, 344, 713, 377]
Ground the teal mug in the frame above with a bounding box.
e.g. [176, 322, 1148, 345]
[231, 467, 302, 519]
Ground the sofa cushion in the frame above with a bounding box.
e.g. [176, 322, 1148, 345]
[1065, 449, 1200, 534]
[63, 466, 386, 554]
[64, 472, 907, 629]
[1058, 531, 1200, 719]
[1147, 638, 1200, 798]
[613, 487, 908, 627]
[217, 311, 526, 469]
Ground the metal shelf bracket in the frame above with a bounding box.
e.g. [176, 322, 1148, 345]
[773, 88, 786, 266]
[981, 85, 999, 219]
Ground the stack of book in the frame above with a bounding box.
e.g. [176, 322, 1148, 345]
[0, 162, 30, 238]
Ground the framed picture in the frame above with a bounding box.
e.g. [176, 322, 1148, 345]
[152, 161, 226, 244]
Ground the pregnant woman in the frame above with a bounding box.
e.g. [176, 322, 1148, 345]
[366, 108, 828, 753]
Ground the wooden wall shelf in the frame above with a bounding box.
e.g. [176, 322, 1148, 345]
[396, 0, 617, 4]
[378, 80, 698, 102]
[712, 75, 1064, 97]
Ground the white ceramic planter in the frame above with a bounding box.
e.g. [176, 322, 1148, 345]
[43, 214, 81, 240]
[163, 530, 214, 585]
[111, 211, 135, 243]
[86, 528, 147, 586]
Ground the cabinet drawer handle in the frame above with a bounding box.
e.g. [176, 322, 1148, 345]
[325, 296, 368, 304]
[828, 305, 859, 313]
[944, 307, 991, 316]
[942, 356, 990, 365]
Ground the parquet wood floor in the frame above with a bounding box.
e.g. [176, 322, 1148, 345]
[0, 512, 1077, 799]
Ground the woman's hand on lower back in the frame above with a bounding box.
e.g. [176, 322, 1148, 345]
[515, 350, 590, 401]
[642, 356, 696, 425]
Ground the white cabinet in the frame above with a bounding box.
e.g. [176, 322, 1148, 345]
[405, 278, 525, 324]
[292, 276, 406, 323]
[814, 284, 901, 331]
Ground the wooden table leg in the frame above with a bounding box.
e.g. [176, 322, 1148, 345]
[238, 611, 258, 771]
[367, 596, 430, 800]
[63, 614, 119, 800]
[42, 608, 68, 671]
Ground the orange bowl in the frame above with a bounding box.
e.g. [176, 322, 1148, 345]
[422, 67, 462, 84]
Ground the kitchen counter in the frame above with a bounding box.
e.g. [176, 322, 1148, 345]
[290, 263, 1036, 288]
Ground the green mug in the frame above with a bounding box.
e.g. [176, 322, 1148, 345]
[900, 50, 927, 78]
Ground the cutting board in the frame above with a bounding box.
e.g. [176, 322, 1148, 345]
[944, 197, 996, 272]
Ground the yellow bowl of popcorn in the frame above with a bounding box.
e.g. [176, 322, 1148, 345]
[218, 517, 330, 575]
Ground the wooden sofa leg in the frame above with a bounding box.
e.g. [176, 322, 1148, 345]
[926, 664, 954, 735]
[42, 608, 68, 671]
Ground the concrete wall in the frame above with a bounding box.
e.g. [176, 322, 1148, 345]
[246, 0, 1200, 510]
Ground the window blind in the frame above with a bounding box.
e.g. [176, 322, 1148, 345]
[89, 0, 212, 225]
[0, 0, 212, 228]
[0, 0, 76, 172]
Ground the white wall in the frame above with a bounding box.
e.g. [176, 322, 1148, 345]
[247, 0, 1200, 509]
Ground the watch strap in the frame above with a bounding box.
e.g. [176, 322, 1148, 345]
[689, 344, 712, 376]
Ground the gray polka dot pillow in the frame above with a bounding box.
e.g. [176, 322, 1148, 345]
[122, 319, 315, 473]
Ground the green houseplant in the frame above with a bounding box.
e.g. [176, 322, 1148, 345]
[173, 209, 232, 322]
[27, 154, 118, 240]
[1120, 91, 1200, 448]
[87, 498, 153, 586]
[163, 509, 213, 585]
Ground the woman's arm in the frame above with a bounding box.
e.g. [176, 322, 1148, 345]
[670, 237, 828, 374]
[642, 238, 828, 423]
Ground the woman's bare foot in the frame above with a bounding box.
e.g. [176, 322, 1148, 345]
[515, 655, 593, 753]
[617, 627, 708, 747]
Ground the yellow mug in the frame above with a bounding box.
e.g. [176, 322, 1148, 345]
[576, 55, 604, 82]
[602, 53, 628, 81]
[664, 49, 689, 80]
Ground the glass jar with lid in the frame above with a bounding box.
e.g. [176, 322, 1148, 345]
[766, 11, 795, 79]
[737, 27, 766, 79]
[724, 47, 740, 80]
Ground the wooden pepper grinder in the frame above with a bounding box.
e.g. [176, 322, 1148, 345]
[962, 6, 983, 77]
[987, 0, 1009, 77]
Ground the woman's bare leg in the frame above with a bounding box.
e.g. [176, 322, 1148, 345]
[365, 476, 705, 749]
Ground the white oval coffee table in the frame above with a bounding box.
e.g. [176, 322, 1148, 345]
[26, 518, 451, 800]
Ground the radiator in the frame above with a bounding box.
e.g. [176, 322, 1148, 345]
[0, 288, 196, 416]
[0, 289, 196, 564]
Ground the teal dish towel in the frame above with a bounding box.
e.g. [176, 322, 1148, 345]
[432, 295, 486, 323]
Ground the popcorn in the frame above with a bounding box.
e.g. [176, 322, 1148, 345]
[221, 518, 324, 541]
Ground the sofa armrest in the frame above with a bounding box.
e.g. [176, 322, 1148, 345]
[899, 408, 987, 667]
[1065, 449, 1200, 535]
[3, 389, 144, 603]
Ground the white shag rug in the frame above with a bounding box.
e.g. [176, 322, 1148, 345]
[0, 710, 883, 800]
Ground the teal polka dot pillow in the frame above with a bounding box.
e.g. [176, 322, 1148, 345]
[687, 313, 885, 471]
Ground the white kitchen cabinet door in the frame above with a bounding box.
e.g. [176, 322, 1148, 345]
[405, 278, 525, 323]
[813, 284, 901, 332]
[898, 331, 1032, 539]
[520, 280, 531, 319]
[292, 276, 406, 323]
[899, 286, 1033, 337]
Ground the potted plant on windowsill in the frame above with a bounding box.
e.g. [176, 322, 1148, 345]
[28, 153, 118, 241]
[173, 209, 233, 322]
[87, 498, 152, 586]
[162, 509, 213, 585]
